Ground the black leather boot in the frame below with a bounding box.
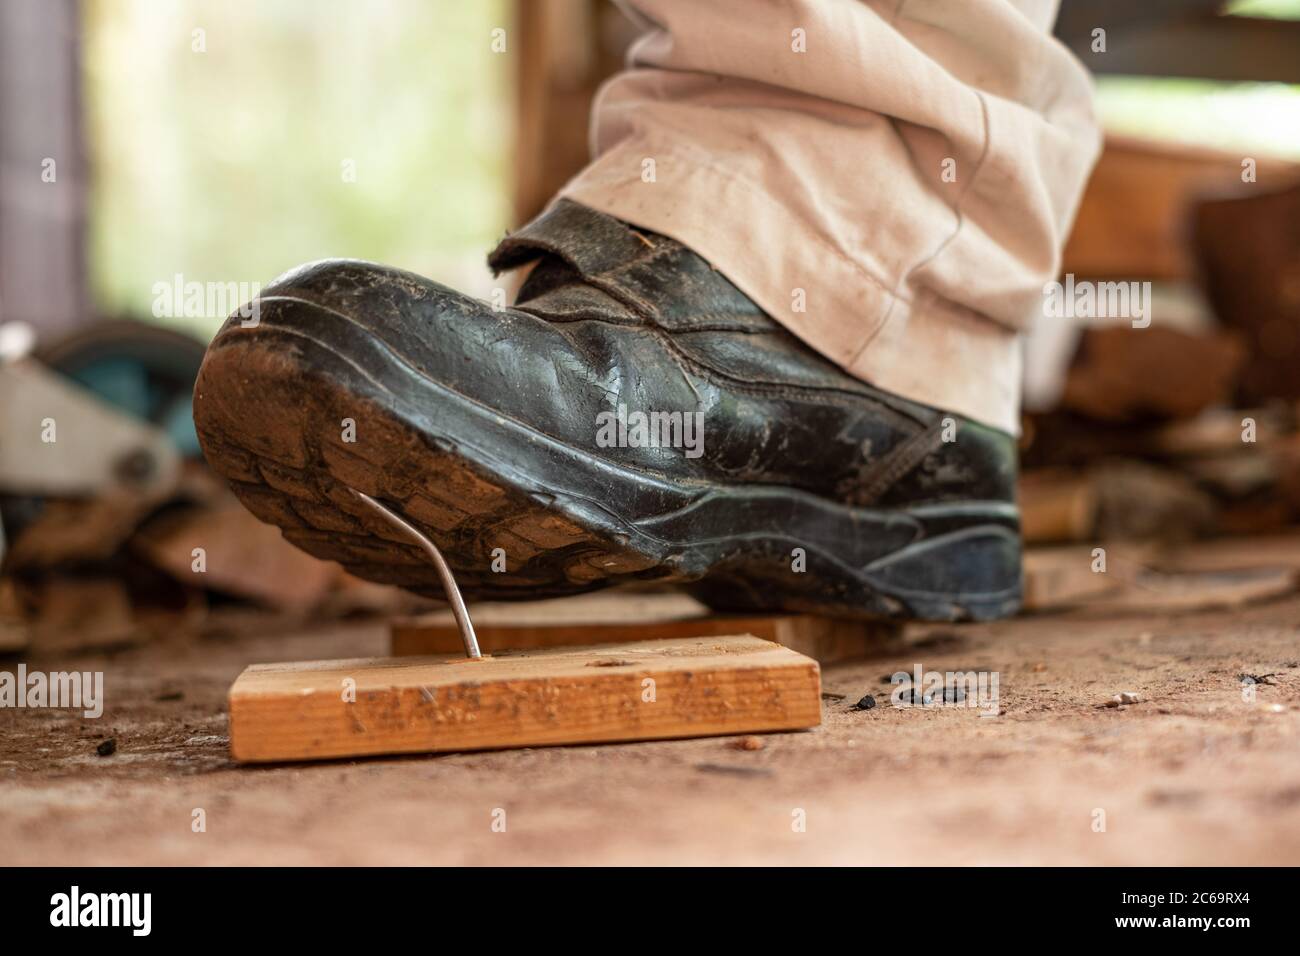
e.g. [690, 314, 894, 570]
[193, 200, 1021, 620]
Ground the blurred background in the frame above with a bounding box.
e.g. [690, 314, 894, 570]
[2, 0, 1297, 341]
[4, 0, 1300, 651]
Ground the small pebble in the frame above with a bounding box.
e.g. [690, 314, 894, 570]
[1120, 692, 1140, 704]
[853, 694, 877, 711]
[96, 738, 117, 757]
[734, 735, 764, 751]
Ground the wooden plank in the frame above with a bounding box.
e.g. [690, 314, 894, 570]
[1022, 544, 1144, 612]
[1053, 0, 1223, 51]
[390, 591, 901, 664]
[1022, 542, 1297, 615]
[1094, 566, 1296, 615]
[1167, 532, 1300, 574]
[132, 498, 337, 611]
[1073, 14, 1300, 84]
[229, 635, 822, 763]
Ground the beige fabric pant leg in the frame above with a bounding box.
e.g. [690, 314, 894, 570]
[558, 0, 1101, 435]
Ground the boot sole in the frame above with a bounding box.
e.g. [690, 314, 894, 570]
[194, 297, 1022, 620]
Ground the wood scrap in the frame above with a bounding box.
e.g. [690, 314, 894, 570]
[1020, 413, 1171, 469]
[228, 635, 823, 762]
[26, 577, 142, 653]
[0, 578, 28, 653]
[1018, 470, 1097, 543]
[1149, 406, 1294, 459]
[1091, 461, 1217, 542]
[1096, 566, 1295, 614]
[1022, 402, 1300, 538]
[1022, 538, 1298, 615]
[1158, 531, 1300, 574]
[1019, 462, 1215, 545]
[2, 489, 168, 572]
[132, 498, 336, 611]
[1022, 545, 1139, 612]
[1060, 325, 1244, 423]
[1194, 178, 1300, 404]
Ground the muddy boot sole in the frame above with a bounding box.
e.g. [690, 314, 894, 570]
[194, 296, 1022, 620]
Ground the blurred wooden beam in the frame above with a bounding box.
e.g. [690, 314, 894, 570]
[1087, 15, 1300, 83]
[512, 0, 635, 227]
[0, 0, 89, 338]
[1055, 0, 1225, 48]
[1056, 0, 1300, 83]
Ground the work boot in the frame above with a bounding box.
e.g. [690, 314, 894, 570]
[193, 200, 1020, 620]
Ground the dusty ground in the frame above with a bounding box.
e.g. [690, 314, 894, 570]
[3, 587, 1300, 866]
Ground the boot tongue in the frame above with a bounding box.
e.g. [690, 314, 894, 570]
[487, 199, 657, 283]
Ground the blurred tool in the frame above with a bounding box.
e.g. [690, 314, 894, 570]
[0, 319, 205, 565]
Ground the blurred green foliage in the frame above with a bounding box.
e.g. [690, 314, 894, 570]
[1227, 0, 1300, 18]
[1097, 77, 1300, 159]
[84, 0, 511, 340]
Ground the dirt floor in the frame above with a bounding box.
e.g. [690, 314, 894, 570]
[3, 583, 1300, 866]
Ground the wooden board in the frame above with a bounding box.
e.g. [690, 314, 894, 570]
[132, 498, 337, 611]
[1022, 543, 1297, 615]
[391, 591, 900, 664]
[229, 635, 822, 763]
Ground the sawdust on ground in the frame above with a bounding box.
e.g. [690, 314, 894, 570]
[3, 595, 1300, 865]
